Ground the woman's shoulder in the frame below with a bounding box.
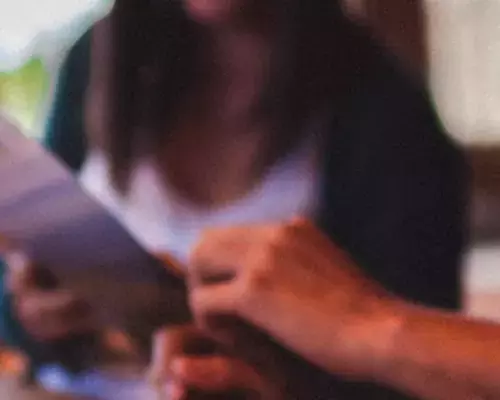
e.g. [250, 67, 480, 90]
[319, 48, 467, 189]
[328, 49, 460, 155]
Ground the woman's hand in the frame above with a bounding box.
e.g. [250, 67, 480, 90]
[188, 218, 404, 381]
[5, 252, 94, 342]
[148, 324, 280, 399]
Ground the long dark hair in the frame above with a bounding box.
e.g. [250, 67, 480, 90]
[98, 0, 377, 191]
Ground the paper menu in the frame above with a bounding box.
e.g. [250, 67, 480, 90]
[0, 114, 190, 337]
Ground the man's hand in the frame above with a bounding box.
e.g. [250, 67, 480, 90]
[5, 251, 94, 342]
[188, 218, 404, 381]
[148, 324, 281, 399]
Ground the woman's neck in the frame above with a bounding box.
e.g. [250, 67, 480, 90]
[195, 25, 274, 127]
[160, 23, 280, 206]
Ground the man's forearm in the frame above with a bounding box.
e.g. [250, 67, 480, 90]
[373, 305, 500, 400]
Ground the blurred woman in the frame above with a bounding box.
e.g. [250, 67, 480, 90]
[0, 0, 467, 399]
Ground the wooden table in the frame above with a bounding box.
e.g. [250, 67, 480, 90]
[0, 346, 157, 400]
[0, 377, 94, 399]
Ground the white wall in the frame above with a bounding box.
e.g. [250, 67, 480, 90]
[426, 0, 500, 145]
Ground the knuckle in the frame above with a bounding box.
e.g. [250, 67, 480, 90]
[266, 225, 287, 248]
[265, 223, 297, 252]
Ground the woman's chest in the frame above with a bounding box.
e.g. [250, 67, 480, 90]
[79, 145, 320, 265]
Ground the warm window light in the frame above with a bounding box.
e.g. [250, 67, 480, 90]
[0, 0, 113, 72]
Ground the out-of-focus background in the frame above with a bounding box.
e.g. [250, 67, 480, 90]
[0, 0, 499, 320]
[0, 0, 499, 396]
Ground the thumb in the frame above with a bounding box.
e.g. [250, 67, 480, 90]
[4, 251, 37, 294]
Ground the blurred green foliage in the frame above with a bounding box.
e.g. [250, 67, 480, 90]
[0, 58, 49, 136]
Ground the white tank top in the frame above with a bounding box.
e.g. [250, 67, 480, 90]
[78, 140, 320, 265]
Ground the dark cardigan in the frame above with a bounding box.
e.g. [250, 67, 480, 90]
[0, 29, 468, 399]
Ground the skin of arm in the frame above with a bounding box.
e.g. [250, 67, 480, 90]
[368, 304, 500, 400]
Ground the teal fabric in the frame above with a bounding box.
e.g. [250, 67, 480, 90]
[0, 31, 91, 356]
[44, 30, 91, 171]
[0, 262, 46, 367]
